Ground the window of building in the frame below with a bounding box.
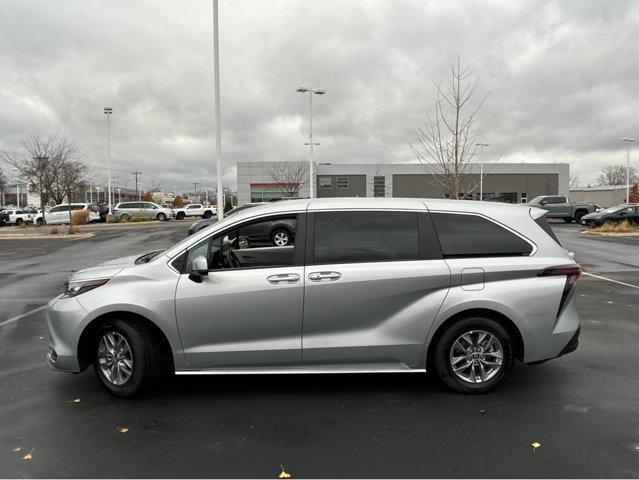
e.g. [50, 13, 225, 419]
[373, 176, 386, 197]
[318, 176, 332, 189]
[431, 213, 533, 258]
[336, 176, 349, 189]
[520, 193, 527, 203]
[314, 211, 419, 264]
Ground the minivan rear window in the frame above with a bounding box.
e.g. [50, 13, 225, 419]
[431, 213, 533, 258]
[314, 211, 419, 264]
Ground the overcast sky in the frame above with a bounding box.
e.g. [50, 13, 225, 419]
[1, 0, 638, 191]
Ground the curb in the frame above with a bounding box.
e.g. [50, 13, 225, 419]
[0, 232, 95, 240]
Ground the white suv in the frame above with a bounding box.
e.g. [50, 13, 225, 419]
[42, 203, 100, 225]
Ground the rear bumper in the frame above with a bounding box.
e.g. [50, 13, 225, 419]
[558, 326, 580, 357]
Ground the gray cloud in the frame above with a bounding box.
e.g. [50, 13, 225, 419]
[1, 0, 638, 191]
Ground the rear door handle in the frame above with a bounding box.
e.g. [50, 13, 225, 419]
[308, 271, 342, 282]
[267, 273, 300, 284]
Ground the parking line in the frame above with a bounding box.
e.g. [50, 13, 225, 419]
[0, 305, 46, 328]
[582, 272, 639, 290]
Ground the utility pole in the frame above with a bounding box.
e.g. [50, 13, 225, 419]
[193, 182, 200, 202]
[212, 0, 224, 219]
[132, 171, 142, 200]
[104, 107, 113, 219]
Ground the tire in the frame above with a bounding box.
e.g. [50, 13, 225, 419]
[15, 218, 23, 226]
[433, 316, 515, 394]
[563, 218, 573, 223]
[176, 212, 185, 220]
[156, 212, 167, 221]
[271, 228, 290, 246]
[36, 218, 44, 226]
[574, 211, 586, 223]
[93, 319, 160, 398]
[120, 213, 131, 221]
[203, 210, 213, 219]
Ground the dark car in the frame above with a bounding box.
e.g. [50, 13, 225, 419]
[187, 203, 260, 236]
[580, 204, 639, 227]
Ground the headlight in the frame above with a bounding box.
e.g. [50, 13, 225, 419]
[62, 278, 109, 298]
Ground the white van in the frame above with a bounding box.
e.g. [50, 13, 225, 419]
[43, 203, 101, 225]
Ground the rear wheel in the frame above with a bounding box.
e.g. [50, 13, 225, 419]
[433, 316, 515, 394]
[271, 229, 290, 246]
[119, 213, 131, 221]
[563, 218, 573, 223]
[93, 319, 160, 397]
[15, 218, 23, 226]
[574, 211, 586, 223]
[36, 218, 44, 226]
[176, 212, 185, 220]
[156, 212, 167, 221]
[203, 210, 213, 219]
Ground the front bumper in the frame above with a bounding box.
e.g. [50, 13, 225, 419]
[46, 295, 87, 373]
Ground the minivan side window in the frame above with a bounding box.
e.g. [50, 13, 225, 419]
[313, 211, 419, 264]
[186, 215, 298, 272]
[431, 213, 533, 258]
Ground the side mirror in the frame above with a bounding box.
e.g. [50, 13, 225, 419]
[540, 200, 548, 205]
[238, 236, 249, 249]
[188, 255, 208, 283]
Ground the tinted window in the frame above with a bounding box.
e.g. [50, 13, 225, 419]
[534, 215, 562, 247]
[314, 211, 419, 264]
[431, 213, 533, 257]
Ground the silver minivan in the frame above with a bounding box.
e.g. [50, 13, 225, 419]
[46, 198, 581, 397]
[113, 201, 174, 221]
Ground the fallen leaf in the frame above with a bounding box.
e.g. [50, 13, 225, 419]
[117, 426, 129, 433]
[13, 447, 21, 452]
[531, 442, 541, 451]
[22, 449, 33, 461]
[68, 398, 80, 404]
[606, 301, 614, 304]
[479, 409, 486, 415]
[278, 465, 292, 478]
[38, 336, 44, 340]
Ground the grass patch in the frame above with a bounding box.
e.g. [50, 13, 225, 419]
[67, 225, 79, 235]
[49, 227, 59, 235]
[587, 220, 639, 234]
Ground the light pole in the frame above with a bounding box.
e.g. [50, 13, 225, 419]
[104, 107, 113, 218]
[621, 138, 635, 202]
[117, 188, 122, 203]
[95, 187, 101, 204]
[476, 143, 489, 201]
[297, 87, 325, 198]
[212, 0, 224, 219]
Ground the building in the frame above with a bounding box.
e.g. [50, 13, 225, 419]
[569, 185, 627, 207]
[237, 162, 569, 205]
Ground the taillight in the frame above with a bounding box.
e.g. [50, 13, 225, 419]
[538, 265, 581, 316]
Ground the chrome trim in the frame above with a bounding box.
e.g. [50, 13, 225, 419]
[175, 365, 425, 375]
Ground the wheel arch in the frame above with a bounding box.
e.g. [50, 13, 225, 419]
[426, 308, 525, 370]
[77, 311, 174, 372]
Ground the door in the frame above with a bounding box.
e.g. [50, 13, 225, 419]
[45, 205, 68, 224]
[302, 210, 451, 367]
[175, 213, 306, 369]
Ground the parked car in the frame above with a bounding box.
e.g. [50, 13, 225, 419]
[47, 198, 581, 397]
[526, 195, 595, 223]
[173, 203, 216, 220]
[42, 203, 101, 225]
[580, 203, 639, 228]
[113, 202, 174, 221]
[186, 203, 261, 236]
[0, 209, 36, 226]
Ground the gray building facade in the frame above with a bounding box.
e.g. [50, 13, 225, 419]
[236, 162, 569, 205]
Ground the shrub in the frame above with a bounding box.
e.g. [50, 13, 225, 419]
[18, 222, 28, 229]
[49, 227, 59, 235]
[67, 225, 78, 234]
[71, 209, 89, 226]
[589, 220, 639, 234]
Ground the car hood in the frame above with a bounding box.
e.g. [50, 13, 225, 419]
[68, 254, 144, 282]
[581, 211, 604, 220]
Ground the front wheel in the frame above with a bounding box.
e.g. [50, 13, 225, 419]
[271, 229, 290, 246]
[574, 211, 586, 223]
[176, 212, 185, 220]
[203, 210, 213, 219]
[433, 317, 515, 394]
[156, 212, 167, 221]
[93, 319, 160, 397]
[15, 218, 23, 226]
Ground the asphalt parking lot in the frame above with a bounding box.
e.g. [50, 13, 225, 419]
[1, 220, 638, 478]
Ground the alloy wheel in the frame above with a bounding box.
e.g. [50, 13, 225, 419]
[97, 331, 134, 386]
[449, 330, 504, 384]
[273, 231, 289, 246]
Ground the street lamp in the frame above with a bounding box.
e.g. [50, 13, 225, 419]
[621, 138, 635, 202]
[104, 107, 113, 218]
[476, 143, 489, 202]
[297, 87, 325, 198]
[117, 188, 122, 203]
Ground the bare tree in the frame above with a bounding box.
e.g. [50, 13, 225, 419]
[368, 164, 392, 197]
[266, 161, 308, 198]
[410, 57, 490, 199]
[569, 175, 580, 188]
[541, 175, 559, 195]
[0, 168, 7, 203]
[148, 177, 163, 193]
[597, 165, 638, 186]
[57, 158, 89, 224]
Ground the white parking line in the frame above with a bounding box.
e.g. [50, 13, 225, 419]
[0, 305, 46, 328]
[582, 272, 639, 290]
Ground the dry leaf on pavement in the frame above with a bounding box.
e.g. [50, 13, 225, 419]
[531, 442, 541, 451]
[278, 465, 292, 478]
[117, 426, 129, 433]
[22, 449, 33, 461]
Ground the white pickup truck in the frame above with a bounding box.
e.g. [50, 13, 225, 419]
[0, 209, 37, 226]
[173, 203, 216, 220]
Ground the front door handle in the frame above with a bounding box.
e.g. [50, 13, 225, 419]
[267, 273, 300, 284]
[308, 271, 342, 282]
